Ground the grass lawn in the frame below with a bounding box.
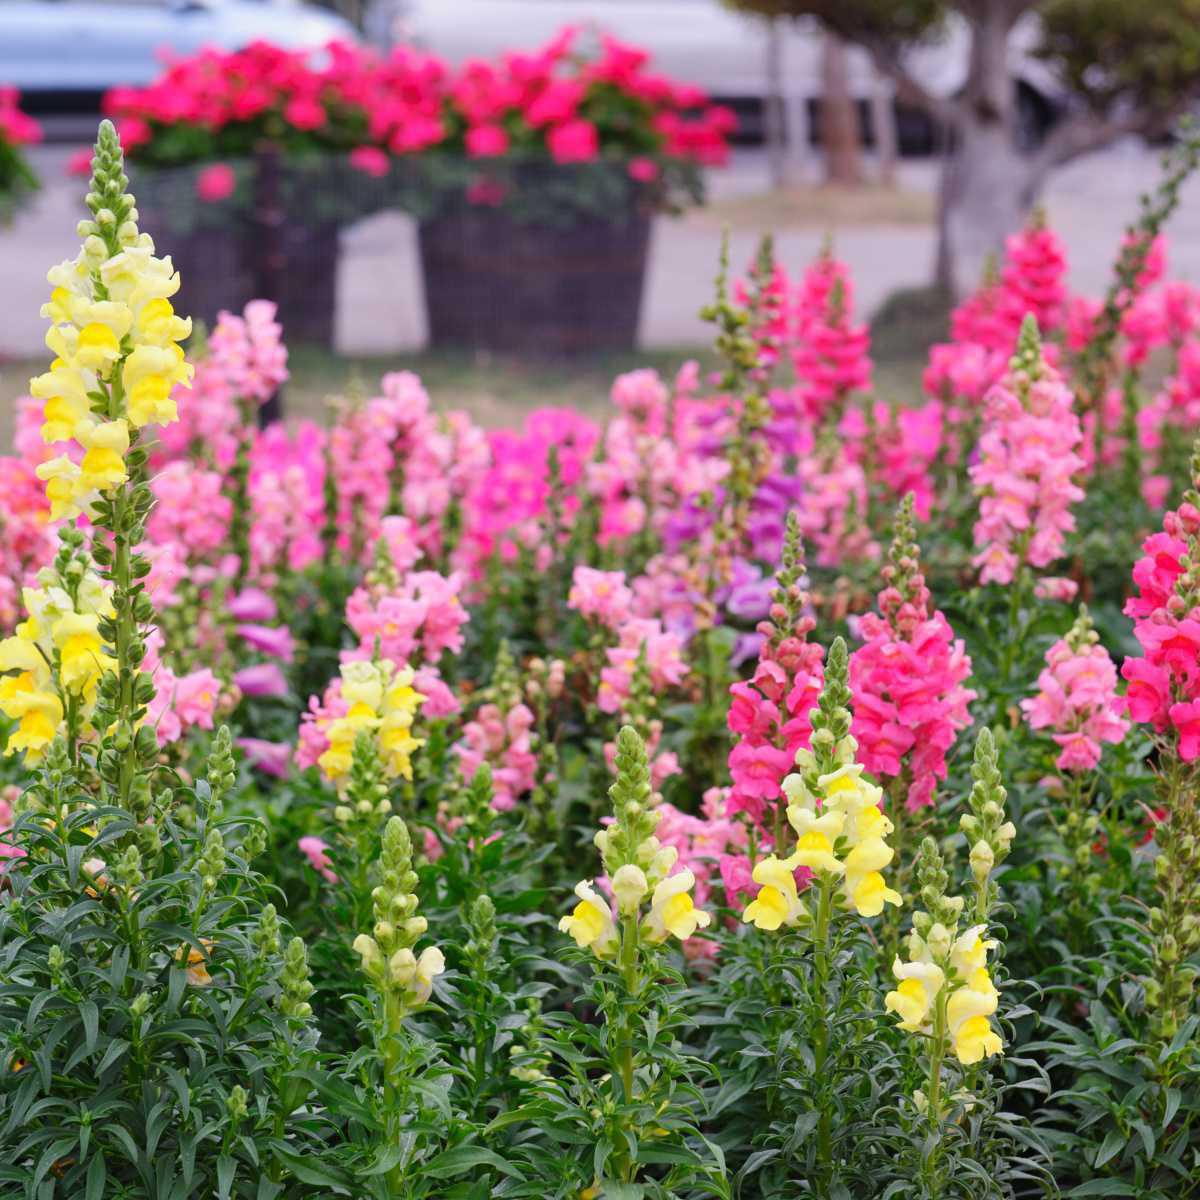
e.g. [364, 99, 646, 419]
[0, 339, 929, 451]
[692, 182, 935, 233]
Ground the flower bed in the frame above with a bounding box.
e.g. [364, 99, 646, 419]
[0, 121, 1198, 1198]
[0, 88, 39, 225]
[100, 31, 734, 351]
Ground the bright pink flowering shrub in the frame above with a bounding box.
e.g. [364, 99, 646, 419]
[0, 87, 40, 149]
[103, 32, 733, 184]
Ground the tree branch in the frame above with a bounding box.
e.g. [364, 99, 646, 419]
[848, 34, 966, 130]
[1034, 105, 1185, 172]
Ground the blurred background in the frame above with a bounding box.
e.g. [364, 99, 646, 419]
[2, 0, 1200, 431]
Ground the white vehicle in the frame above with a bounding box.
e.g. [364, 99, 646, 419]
[0, 0, 358, 108]
[367, 1, 1061, 152]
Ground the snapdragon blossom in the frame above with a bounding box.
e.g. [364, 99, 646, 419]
[850, 496, 974, 810]
[1020, 609, 1128, 772]
[970, 316, 1084, 585]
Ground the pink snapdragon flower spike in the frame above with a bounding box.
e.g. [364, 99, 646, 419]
[568, 566, 634, 631]
[148, 462, 233, 557]
[790, 254, 872, 428]
[850, 494, 975, 810]
[1020, 608, 1128, 772]
[725, 511, 824, 833]
[1121, 445, 1200, 759]
[596, 617, 688, 715]
[238, 738, 294, 778]
[248, 420, 328, 577]
[451, 643, 547, 811]
[343, 537, 469, 668]
[298, 835, 338, 884]
[0, 445, 56, 634]
[997, 214, 1068, 338]
[0, 787, 27, 865]
[970, 315, 1085, 585]
[141, 631, 222, 748]
[456, 701, 538, 812]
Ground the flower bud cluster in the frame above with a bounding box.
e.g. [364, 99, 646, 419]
[560, 726, 710, 958]
[352, 817, 444, 1017]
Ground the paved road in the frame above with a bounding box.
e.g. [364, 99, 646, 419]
[3, 141, 1199, 358]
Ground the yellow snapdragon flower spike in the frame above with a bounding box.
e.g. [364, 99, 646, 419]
[644, 870, 711, 943]
[947, 982, 1003, 1064]
[742, 761, 902, 929]
[0, 561, 115, 762]
[884, 921, 1004, 1066]
[318, 658, 426, 786]
[742, 856, 808, 931]
[29, 128, 192, 522]
[559, 880, 619, 957]
[53, 612, 112, 697]
[884, 960, 945, 1031]
[561, 727, 711, 961]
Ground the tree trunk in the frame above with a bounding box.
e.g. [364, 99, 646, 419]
[934, 118, 1043, 295]
[821, 32, 862, 187]
[871, 72, 898, 188]
[764, 17, 787, 189]
[932, 4, 1040, 295]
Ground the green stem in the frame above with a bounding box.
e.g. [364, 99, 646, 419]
[111, 483, 138, 811]
[811, 875, 835, 1193]
[616, 914, 639, 1102]
[381, 991, 410, 1197]
[614, 913, 641, 1184]
[924, 993, 949, 1199]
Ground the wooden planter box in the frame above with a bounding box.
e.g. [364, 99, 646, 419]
[143, 217, 340, 347]
[133, 152, 346, 348]
[418, 205, 651, 356]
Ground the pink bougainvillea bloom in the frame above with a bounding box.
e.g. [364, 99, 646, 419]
[547, 118, 599, 162]
[628, 156, 659, 182]
[349, 145, 390, 177]
[465, 123, 510, 157]
[196, 163, 236, 203]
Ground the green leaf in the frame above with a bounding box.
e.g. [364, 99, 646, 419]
[1093, 1129, 1127, 1168]
[85, 1154, 107, 1200]
[217, 1154, 235, 1200]
[79, 1001, 99, 1056]
[1069, 1181, 1137, 1196]
[424, 1146, 520, 1181]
